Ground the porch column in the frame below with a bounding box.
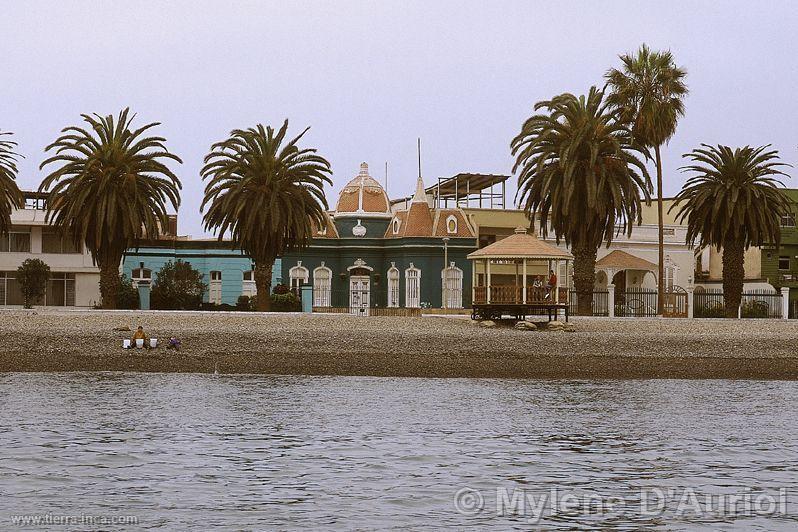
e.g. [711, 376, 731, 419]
[471, 259, 477, 305]
[608, 283, 615, 318]
[782, 286, 790, 320]
[486, 259, 491, 304]
[514, 260, 519, 303]
[522, 259, 527, 304]
[687, 284, 695, 319]
[554, 259, 560, 303]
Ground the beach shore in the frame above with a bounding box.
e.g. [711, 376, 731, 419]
[1, 309, 797, 379]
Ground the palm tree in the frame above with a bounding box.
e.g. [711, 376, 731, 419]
[0, 131, 24, 235]
[605, 44, 688, 314]
[512, 87, 652, 315]
[201, 120, 332, 311]
[39, 108, 182, 309]
[671, 144, 791, 318]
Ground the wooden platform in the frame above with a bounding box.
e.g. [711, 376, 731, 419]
[471, 302, 569, 322]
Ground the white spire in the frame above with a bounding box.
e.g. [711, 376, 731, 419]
[411, 175, 426, 204]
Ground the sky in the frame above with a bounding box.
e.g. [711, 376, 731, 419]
[2, 0, 797, 237]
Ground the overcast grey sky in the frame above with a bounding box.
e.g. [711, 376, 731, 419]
[2, 0, 797, 236]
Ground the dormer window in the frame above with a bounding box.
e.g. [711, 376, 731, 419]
[392, 218, 401, 235]
[446, 215, 458, 234]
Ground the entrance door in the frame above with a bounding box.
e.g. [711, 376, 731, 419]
[349, 275, 370, 316]
[209, 271, 222, 305]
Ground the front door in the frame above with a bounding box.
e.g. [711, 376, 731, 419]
[350, 275, 370, 316]
[209, 271, 222, 305]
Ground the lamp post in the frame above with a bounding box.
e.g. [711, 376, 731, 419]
[442, 237, 450, 309]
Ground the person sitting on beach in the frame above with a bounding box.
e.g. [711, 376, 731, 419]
[166, 337, 181, 351]
[130, 326, 149, 349]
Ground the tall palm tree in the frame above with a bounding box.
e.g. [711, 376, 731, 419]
[0, 131, 24, 235]
[671, 144, 791, 318]
[201, 120, 332, 312]
[512, 87, 652, 315]
[605, 44, 688, 314]
[39, 108, 182, 309]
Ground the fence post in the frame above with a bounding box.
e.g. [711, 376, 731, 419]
[301, 284, 313, 313]
[781, 287, 790, 320]
[608, 284, 615, 318]
[687, 285, 694, 319]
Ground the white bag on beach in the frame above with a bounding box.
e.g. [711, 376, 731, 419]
[136, 339, 144, 348]
[150, 338, 158, 348]
[122, 339, 131, 349]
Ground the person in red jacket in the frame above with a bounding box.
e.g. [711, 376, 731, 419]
[546, 270, 557, 299]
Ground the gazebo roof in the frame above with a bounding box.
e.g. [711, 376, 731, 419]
[468, 228, 572, 260]
[595, 250, 657, 272]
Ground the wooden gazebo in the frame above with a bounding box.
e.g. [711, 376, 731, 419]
[468, 227, 573, 321]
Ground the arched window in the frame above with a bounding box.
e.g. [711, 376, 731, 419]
[289, 261, 309, 290]
[131, 262, 152, 286]
[405, 263, 421, 308]
[313, 263, 332, 307]
[387, 263, 400, 307]
[664, 256, 678, 292]
[446, 214, 458, 234]
[242, 270, 256, 297]
[441, 262, 463, 309]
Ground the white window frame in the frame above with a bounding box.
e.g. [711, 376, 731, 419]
[781, 214, 796, 228]
[313, 263, 333, 307]
[441, 262, 463, 309]
[131, 262, 152, 287]
[392, 218, 401, 235]
[242, 270, 256, 297]
[405, 263, 421, 308]
[446, 214, 458, 234]
[779, 256, 791, 271]
[387, 264, 400, 308]
[289, 261, 309, 289]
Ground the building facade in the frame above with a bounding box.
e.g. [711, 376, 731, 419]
[122, 241, 282, 306]
[281, 163, 477, 312]
[0, 192, 101, 307]
[761, 189, 798, 310]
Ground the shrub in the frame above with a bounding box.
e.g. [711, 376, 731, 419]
[236, 295, 253, 311]
[117, 274, 140, 309]
[151, 259, 207, 310]
[16, 259, 50, 308]
[741, 300, 769, 319]
[270, 291, 300, 312]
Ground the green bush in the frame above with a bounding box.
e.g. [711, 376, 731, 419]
[16, 259, 50, 308]
[151, 259, 207, 310]
[741, 300, 769, 318]
[694, 304, 726, 318]
[117, 274, 140, 309]
[270, 292, 300, 312]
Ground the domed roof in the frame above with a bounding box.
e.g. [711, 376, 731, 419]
[335, 162, 391, 218]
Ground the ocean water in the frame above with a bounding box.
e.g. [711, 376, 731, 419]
[0, 373, 796, 530]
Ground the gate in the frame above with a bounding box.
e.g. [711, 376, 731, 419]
[615, 287, 658, 317]
[663, 286, 688, 317]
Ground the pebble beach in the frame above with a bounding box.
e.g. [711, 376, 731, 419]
[1, 309, 798, 379]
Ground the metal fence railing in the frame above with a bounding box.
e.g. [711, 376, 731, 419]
[568, 290, 609, 316]
[694, 288, 783, 318]
[615, 287, 659, 317]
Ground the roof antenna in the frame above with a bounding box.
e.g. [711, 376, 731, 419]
[385, 161, 388, 196]
[417, 138, 422, 179]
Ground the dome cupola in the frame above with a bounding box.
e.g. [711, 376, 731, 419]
[334, 162, 392, 218]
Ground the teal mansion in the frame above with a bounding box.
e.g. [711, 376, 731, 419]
[123, 163, 477, 310]
[281, 163, 477, 312]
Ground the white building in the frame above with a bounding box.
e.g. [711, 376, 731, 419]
[0, 192, 100, 307]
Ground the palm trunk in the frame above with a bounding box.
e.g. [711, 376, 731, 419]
[572, 243, 597, 316]
[655, 144, 665, 315]
[254, 261, 273, 312]
[722, 239, 745, 318]
[98, 260, 121, 310]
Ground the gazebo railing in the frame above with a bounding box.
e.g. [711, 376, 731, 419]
[473, 286, 569, 305]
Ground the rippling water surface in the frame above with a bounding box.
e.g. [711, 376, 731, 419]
[1, 374, 797, 530]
